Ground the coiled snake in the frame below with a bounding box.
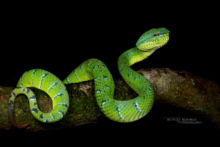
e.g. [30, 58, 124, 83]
[8, 28, 169, 128]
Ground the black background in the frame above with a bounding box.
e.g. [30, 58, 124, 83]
[1, 9, 220, 85]
[0, 3, 219, 143]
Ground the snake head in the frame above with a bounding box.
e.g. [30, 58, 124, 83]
[136, 27, 169, 51]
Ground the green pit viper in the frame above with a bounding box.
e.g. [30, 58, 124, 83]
[8, 28, 169, 128]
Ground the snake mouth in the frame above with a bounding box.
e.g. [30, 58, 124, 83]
[139, 47, 157, 52]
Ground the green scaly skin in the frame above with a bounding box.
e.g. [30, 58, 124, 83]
[8, 28, 169, 127]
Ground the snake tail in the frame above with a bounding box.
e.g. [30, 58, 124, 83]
[8, 69, 69, 127]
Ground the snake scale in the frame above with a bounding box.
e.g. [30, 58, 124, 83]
[8, 28, 169, 128]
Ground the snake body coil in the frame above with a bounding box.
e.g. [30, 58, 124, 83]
[8, 28, 169, 127]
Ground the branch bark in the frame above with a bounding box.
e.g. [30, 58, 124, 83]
[0, 68, 220, 131]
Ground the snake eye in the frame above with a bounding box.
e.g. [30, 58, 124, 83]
[153, 33, 158, 36]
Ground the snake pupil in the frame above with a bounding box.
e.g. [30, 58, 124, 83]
[153, 33, 158, 36]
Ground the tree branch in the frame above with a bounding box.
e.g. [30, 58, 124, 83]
[0, 68, 219, 131]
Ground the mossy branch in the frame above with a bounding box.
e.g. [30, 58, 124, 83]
[0, 68, 220, 131]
